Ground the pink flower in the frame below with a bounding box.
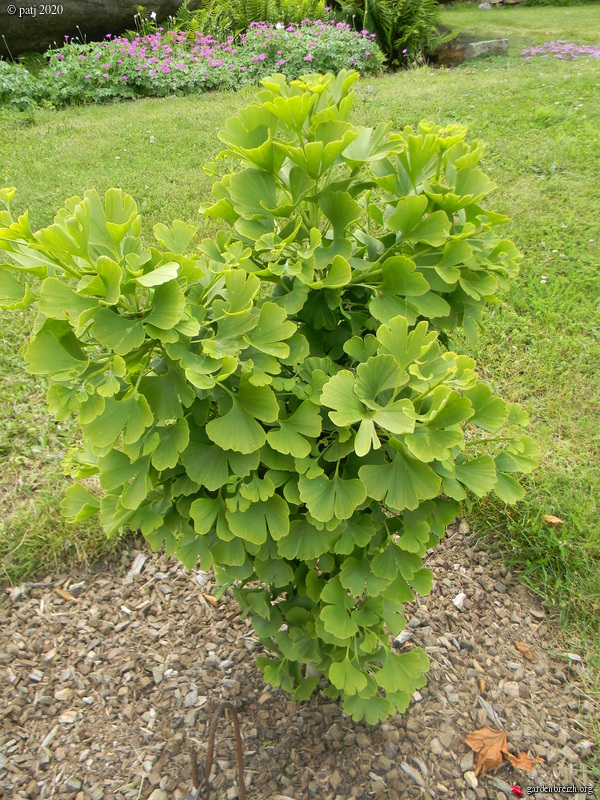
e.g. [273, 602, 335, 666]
[241, 66, 246, 71]
[259, 53, 266, 61]
[365, 51, 371, 56]
[84, 74, 90, 79]
[103, 73, 108, 78]
[304, 54, 313, 61]
[121, 75, 127, 80]
[56, 71, 62, 76]
[276, 59, 285, 66]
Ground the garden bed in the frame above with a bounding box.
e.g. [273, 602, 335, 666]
[1, 524, 596, 800]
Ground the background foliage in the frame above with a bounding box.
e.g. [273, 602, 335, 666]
[331, 0, 447, 64]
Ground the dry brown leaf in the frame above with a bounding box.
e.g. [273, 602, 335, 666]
[479, 678, 487, 694]
[507, 751, 544, 771]
[542, 514, 564, 526]
[465, 728, 543, 776]
[203, 593, 218, 608]
[465, 728, 507, 775]
[55, 588, 76, 602]
[514, 640, 534, 662]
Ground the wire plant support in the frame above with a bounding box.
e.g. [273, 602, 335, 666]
[188, 701, 247, 800]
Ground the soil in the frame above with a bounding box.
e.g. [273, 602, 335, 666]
[1, 522, 597, 800]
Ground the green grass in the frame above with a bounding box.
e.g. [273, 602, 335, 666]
[1, 6, 599, 660]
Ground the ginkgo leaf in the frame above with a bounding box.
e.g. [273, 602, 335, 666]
[359, 450, 441, 512]
[374, 648, 430, 694]
[320, 370, 363, 427]
[244, 301, 296, 358]
[329, 657, 367, 695]
[267, 401, 321, 458]
[206, 380, 278, 454]
[298, 472, 366, 522]
[276, 517, 339, 560]
[226, 494, 290, 545]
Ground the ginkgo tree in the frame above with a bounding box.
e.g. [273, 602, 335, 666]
[0, 70, 537, 724]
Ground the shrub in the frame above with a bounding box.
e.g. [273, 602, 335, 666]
[0, 71, 536, 723]
[0, 60, 38, 110]
[330, 0, 448, 64]
[38, 23, 383, 105]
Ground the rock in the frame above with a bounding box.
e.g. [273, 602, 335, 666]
[453, 593, 467, 610]
[184, 687, 198, 708]
[148, 791, 169, 800]
[430, 737, 445, 756]
[458, 520, 470, 534]
[460, 751, 475, 772]
[546, 747, 561, 765]
[464, 771, 478, 789]
[576, 740, 594, 755]
[503, 681, 520, 699]
[478, 2, 492, 8]
[561, 745, 579, 763]
[464, 39, 509, 59]
[66, 778, 82, 791]
[1, 1, 203, 58]
[394, 630, 412, 647]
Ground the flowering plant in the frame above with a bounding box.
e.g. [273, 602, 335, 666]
[521, 40, 600, 61]
[37, 21, 383, 105]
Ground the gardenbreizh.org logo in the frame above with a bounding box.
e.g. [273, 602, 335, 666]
[512, 783, 596, 796]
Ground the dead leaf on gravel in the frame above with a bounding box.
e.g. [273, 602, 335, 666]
[507, 751, 543, 771]
[465, 728, 543, 776]
[479, 678, 487, 694]
[514, 641, 534, 661]
[203, 593, 218, 608]
[465, 728, 507, 775]
[542, 514, 564, 526]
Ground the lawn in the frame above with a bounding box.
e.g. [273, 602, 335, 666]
[1, 3, 599, 660]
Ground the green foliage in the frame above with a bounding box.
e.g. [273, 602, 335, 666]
[0, 71, 536, 723]
[331, 0, 448, 64]
[0, 61, 37, 111]
[132, 0, 333, 41]
[29, 24, 382, 107]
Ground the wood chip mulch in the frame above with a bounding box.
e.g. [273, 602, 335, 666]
[1, 524, 597, 800]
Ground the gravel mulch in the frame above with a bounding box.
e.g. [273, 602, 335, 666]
[1, 522, 597, 800]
